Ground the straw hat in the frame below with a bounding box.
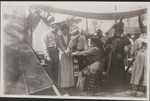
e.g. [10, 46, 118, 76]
[70, 29, 80, 39]
[49, 20, 61, 26]
[140, 38, 148, 43]
[140, 34, 148, 43]
[49, 17, 66, 26]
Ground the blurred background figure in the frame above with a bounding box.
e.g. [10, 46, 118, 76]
[124, 33, 134, 67]
[133, 33, 141, 42]
[96, 29, 104, 48]
[101, 32, 109, 46]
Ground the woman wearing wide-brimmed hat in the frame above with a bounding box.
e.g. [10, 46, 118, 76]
[58, 24, 75, 88]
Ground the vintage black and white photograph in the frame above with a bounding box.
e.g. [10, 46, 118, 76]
[1, 1, 149, 100]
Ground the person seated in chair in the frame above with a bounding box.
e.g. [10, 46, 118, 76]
[72, 35, 104, 91]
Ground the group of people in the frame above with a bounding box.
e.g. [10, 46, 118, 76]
[2, 5, 147, 96]
[42, 19, 147, 96]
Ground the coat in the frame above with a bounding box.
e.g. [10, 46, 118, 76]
[76, 46, 104, 72]
[105, 36, 130, 85]
[130, 48, 147, 86]
[76, 46, 104, 90]
[58, 32, 74, 88]
[130, 35, 147, 86]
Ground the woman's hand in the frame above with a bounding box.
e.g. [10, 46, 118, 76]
[65, 47, 72, 55]
[65, 48, 70, 54]
[46, 56, 51, 62]
[72, 51, 79, 56]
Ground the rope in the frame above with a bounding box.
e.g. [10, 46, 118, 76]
[17, 47, 30, 95]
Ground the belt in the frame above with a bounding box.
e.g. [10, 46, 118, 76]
[47, 46, 58, 49]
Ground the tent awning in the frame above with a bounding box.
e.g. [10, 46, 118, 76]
[32, 4, 147, 20]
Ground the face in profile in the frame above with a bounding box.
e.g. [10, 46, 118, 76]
[51, 24, 60, 33]
[62, 28, 69, 35]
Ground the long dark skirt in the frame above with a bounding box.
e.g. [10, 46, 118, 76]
[109, 52, 126, 86]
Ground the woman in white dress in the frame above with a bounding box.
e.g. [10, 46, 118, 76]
[58, 24, 74, 88]
[129, 34, 147, 96]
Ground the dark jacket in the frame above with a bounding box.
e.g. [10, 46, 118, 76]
[75, 46, 104, 72]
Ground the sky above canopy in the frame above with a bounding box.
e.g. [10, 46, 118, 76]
[45, 2, 146, 33]
[46, 2, 146, 13]
[2, 2, 147, 13]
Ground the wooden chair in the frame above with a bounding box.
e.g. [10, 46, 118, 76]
[84, 70, 102, 95]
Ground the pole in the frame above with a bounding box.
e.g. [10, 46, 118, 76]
[86, 18, 88, 33]
[115, 5, 117, 24]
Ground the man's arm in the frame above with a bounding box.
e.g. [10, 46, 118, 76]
[76, 47, 99, 56]
[42, 32, 50, 60]
[83, 36, 88, 50]
[55, 34, 66, 53]
[130, 39, 140, 57]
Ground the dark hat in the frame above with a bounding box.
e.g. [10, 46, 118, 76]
[90, 35, 100, 45]
[61, 24, 69, 31]
[113, 21, 124, 33]
[96, 29, 102, 33]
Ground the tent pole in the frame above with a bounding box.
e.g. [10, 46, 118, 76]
[115, 5, 117, 24]
[86, 18, 88, 33]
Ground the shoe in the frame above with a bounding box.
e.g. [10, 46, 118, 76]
[136, 91, 144, 97]
[128, 90, 137, 97]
